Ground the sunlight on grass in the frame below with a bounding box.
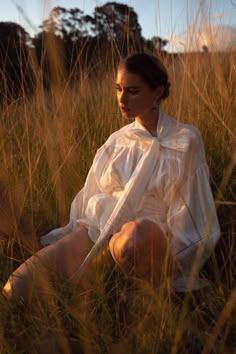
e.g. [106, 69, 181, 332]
[0, 3, 235, 353]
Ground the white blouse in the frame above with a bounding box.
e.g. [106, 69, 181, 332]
[40, 108, 221, 292]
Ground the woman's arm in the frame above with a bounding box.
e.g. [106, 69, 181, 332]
[166, 130, 221, 292]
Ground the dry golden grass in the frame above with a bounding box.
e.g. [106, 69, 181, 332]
[0, 37, 235, 353]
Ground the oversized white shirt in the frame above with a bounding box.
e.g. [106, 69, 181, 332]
[41, 108, 221, 292]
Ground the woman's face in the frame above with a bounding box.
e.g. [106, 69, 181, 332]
[115, 66, 160, 120]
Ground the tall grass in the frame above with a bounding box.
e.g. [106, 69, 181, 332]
[0, 31, 235, 353]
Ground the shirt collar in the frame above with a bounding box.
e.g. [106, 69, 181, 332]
[131, 108, 189, 152]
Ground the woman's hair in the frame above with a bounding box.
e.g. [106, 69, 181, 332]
[119, 52, 170, 101]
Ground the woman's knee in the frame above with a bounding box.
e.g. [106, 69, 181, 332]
[3, 255, 51, 301]
[109, 219, 168, 278]
[109, 222, 136, 266]
[120, 219, 163, 235]
[3, 226, 93, 300]
[109, 219, 163, 264]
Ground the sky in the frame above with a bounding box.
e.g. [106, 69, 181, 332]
[0, 0, 236, 52]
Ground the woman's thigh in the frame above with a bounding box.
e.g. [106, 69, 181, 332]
[44, 225, 94, 277]
[3, 225, 94, 299]
[109, 219, 170, 285]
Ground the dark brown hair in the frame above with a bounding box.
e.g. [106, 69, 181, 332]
[119, 52, 170, 101]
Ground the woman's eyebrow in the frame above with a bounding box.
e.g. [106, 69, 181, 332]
[115, 83, 140, 89]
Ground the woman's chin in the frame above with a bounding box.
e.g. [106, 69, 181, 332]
[121, 111, 134, 120]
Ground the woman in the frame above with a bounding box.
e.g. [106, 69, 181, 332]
[3, 53, 221, 300]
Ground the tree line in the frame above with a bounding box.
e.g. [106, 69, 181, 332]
[0, 2, 168, 104]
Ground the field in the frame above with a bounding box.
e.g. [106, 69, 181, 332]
[0, 46, 235, 353]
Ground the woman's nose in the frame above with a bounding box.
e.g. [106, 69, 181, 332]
[120, 91, 127, 104]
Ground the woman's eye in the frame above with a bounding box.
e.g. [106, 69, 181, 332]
[115, 87, 138, 95]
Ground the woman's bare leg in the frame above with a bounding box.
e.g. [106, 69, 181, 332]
[3, 219, 170, 301]
[3, 225, 94, 301]
[108, 219, 170, 286]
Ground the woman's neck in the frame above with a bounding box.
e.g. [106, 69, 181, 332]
[136, 109, 159, 137]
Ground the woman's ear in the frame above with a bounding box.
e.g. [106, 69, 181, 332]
[155, 85, 164, 101]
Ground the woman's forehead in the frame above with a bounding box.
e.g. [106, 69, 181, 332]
[116, 67, 145, 87]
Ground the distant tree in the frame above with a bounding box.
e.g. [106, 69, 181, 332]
[148, 36, 168, 51]
[33, 30, 68, 89]
[94, 2, 144, 55]
[41, 6, 95, 40]
[34, 7, 98, 88]
[0, 22, 35, 104]
[202, 45, 209, 53]
[41, 3, 145, 59]
[33, 3, 170, 88]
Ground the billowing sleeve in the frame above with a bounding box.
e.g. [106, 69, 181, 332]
[69, 147, 105, 224]
[167, 130, 221, 291]
[40, 147, 105, 246]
